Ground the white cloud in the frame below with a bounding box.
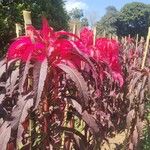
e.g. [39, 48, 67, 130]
[65, 0, 88, 12]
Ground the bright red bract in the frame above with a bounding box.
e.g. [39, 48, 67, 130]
[76, 27, 123, 86]
[7, 19, 123, 86]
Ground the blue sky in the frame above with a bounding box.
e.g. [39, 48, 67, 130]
[65, 0, 150, 21]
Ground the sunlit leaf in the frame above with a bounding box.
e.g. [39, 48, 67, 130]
[0, 122, 11, 150]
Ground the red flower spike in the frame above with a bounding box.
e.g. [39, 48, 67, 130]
[95, 38, 123, 86]
[7, 37, 33, 61]
[7, 18, 56, 62]
[7, 18, 124, 86]
[96, 38, 119, 61]
[7, 18, 82, 63]
[41, 18, 52, 41]
[74, 27, 124, 86]
[80, 27, 93, 47]
[75, 27, 95, 58]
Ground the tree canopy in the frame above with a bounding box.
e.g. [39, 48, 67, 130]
[81, 17, 89, 27]
[0, 0, 69, 57]
[117, 2, 150, 37]
[68, 8, 89, 32]
[96, 2, 150, 37]
[69, 8, 84, 21]
[96, 6, 119, 36]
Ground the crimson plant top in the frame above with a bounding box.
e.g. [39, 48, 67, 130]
[7, 18, 123, 86]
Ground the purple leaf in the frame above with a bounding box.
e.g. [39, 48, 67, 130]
[126, 109, 135, 128]
[0, 58, 6, 78]
[0, 58, 6, 68]
[70, 99, 82, 114]
[148, 73, 150, 93]
[132, 127, 138, 146]
[19, 54, 32, 93]
[70, 41, 99, 89]
[140, 90, 145, 103]
[129, 143, 133, 150]
[16, 98, 33, 143]
[136, 120, 143, 137]
[0, 122, 11, 150]
[0, 94, 5, 104]
[136, 82, 142, 98]
[142, 75, 148, 89]
[33, 58, 48, 110]
[70, 99, 99, 134]
[6, 66, 19, 96]
[57, 63, 89, 107]
[129, 73, 142, 93]
[82, 110, 99, 134]
[0, 104, 8, 119]
[10, 92, 33, 130]
[139, 104, 144, 117]
[0, 61, 6, 78]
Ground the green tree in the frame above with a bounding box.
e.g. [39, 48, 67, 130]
[117, 2, 150, 37]
[96, 6, 119, 36]
[69, 8, 84, 21]
[0, 0, 69, 57]
[68, 8, 89, 32]
[81, 17, 89, 27]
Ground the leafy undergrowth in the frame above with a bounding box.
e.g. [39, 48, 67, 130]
[0, 19, 149, 150]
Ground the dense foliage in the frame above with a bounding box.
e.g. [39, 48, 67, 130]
[97, 2, 150, 37]
[0, 18, 149, 150]
[0, 0, 69, 57]
[68, 8, 89, 33]
[96, 6, 119, 36]
[69, 8, 84, 20]
[118, 2, 150, 37]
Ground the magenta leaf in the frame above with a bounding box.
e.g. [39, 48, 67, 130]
[80, 27, 93, 47]
[7, 37, 33, 61]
